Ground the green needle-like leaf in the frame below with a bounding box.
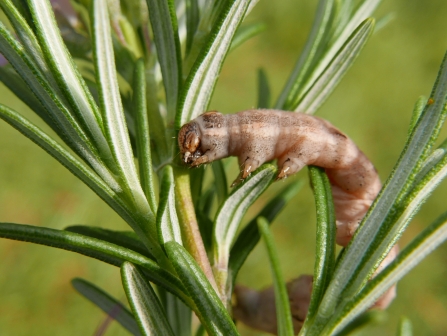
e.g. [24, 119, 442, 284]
[133, 59, 157, 214]
[0, 104, 139, 227]
[165, 241, 239, 336]
[65, 225, 152, 259]
[176, 0, 255, 128]
[212, 164, 276, 300]
[275, 0, 334, 110]
[229, 180, 303, 282]
[396, 316, 413, 336]
[121, 262, 175, 336]
[257, 68, 271, 109]
[408, 96, 427, 135]
[0, 20, 112, 177]
[0, 222, 187, 301]
[296, 18, 375, 114]
[28, 0, 111, 158]
[185, 0, 200, 55]
[314, 51, 447, 326]
[230, 22, 266, 52]
[92, 0, 155, 233]
[0, 65, 56, 130]
[0, 0, 61, 93]
[299, 167, 336, 335]
[297, 0, 382, 106]
[146, 0, 182, 119]
[258, 217, 294, 336]
[157, 166, 183, 245]
[212, 161, 228, 205]
[324, 211, 447, 335]
[72, 278, 141, 336]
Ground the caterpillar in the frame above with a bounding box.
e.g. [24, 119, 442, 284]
[178, 109, 397, 334]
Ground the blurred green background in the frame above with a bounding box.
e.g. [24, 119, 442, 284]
[1, 0, 447, 335]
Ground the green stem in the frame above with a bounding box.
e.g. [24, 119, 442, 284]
[174, 167, 218, 292]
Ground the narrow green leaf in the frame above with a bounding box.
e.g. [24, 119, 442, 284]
[65, 225, 152, 259]
[72, 278, 141, 336]
[213, 164, 276, 276]
[229, 180, 303, 282]
[133, 59, 157, 214]
[0, 0, 61, 92]
[0, 65, 56, 130]
[165, 241, 239, 336]
[297, 0, 382, 105]
[296, 18, 375, 114]
[396, 316, 413, 336]
[324, 211, 447, 335]
[0, 222, 187, 301]
[92, 0, 154, 227]
[213, 164, 276, 302]
[408, 96, 427, 135]
[258, 217, 294, 336]
[230, 22, 266, 52]
[190, 165, 206, 208]
[194, 324, 206, 336]
[0, 104, 139, 227]
[162, 291, 193, 336]
[146, 0, 182, 119]
[299, 167, 336, 335]
[176, 0, 255, 128]
[336, 311, 387, 336]
[0, 20, 111, 177]
[315, 50, 447, 324]
[28, 0, 111, 158]
[275, 0, 334, 110]
[257, 68, 271, 109]
[212, 161, 228, 205]
[185, 0, 200, 55]
[157, 166, 183, 245]
[121, 262, 175, 336]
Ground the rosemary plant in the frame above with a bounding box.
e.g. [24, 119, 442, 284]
[0, 0, 447, 335]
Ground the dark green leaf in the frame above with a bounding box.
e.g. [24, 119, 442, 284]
[133, 59, 158, 214]
[146, 0, 182, 119]
[230, 22, 266, 51]
[121, 262, 175, 336]
[185, 0, 200, 55]
[275, 0, 334, 110]
[324, 210, 447, 334]
[299, 167, 336, 334]
[229, 180, 303, 282]
[257, 68, 271, 109]
[165, 241, 239, 336]
[0, 222, 188, 302]
[157, 166, 183, 245]
[258, 217, 294, 336]
[296, 18, 375, 114]
[212, 161, 228, 205]
[72, 278, 141, 336]
[65, 225, 152, 259]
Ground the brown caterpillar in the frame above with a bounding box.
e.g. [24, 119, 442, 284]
[178, 109, 397, 334]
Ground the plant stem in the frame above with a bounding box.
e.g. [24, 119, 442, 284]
[174, 167, 218, 292]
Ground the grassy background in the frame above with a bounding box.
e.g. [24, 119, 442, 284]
[1, 0, 447, 335]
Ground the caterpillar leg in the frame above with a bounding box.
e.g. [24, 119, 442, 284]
[277, 158, 306, 180]
[190, 154, 210, 167]
[231, 157, 262, 187]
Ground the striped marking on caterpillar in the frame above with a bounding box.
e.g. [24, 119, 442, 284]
[178, 109, 397, 334]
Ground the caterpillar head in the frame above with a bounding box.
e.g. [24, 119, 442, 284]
[178, 121, 202, 164]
